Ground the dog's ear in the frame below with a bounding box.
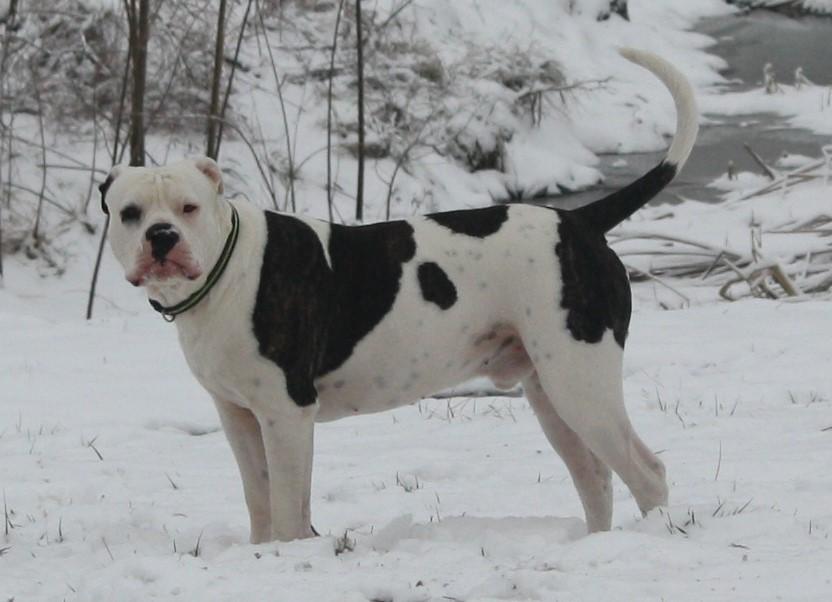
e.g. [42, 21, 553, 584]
[99, 165, 123, 216]
[193, 157, 224, 195]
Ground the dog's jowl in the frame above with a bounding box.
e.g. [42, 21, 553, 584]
[102, 49, 698, 543]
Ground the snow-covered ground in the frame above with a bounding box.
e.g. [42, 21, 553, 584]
[2, 268, 832, 601]
[3, 0, 832, 600]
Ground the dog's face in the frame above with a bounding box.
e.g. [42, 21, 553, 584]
[101, 157, 229, 304]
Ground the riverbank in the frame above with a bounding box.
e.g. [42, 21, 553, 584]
[552, 6, 832, 209]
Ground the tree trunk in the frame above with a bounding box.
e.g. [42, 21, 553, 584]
[206, 0, 228, 159]
[129, 0, 150, 167]
[0, 0, 20, 279]
[354, 0, 365, 222]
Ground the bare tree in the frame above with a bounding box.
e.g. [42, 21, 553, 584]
[215, 0, 254, 157]
[206, 0, 228, 159]
[127, 0, 150, 167]
[87, 2, 145, 319]
[354, 0, 365, 222]
[0, 0, 20, 280]
[326, 0, 346, 223]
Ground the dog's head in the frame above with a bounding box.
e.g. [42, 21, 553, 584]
[101, 157, 230, 305]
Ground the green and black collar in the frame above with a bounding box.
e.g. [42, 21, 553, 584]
[149, 204, 240, 322]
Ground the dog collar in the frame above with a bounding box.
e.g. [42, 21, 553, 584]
[149, 204, 240, 322]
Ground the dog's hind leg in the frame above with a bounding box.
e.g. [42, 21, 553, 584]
[529, 333, 668, 519]
[524, 372, 613, 533]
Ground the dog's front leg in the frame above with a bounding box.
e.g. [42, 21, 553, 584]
[213, 397, 272, 544]
[255, 403, 317, 542]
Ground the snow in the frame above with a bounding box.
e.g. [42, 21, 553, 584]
[2, 278, 832, 600]
[701, 85, 832, 135]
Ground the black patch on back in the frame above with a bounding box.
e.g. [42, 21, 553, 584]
[427, 205, 509, 238]
[555, 211, 631, 348]
[417, 262, 457, 310]
[321, 220, 416, 374]
[253, 212, 416, 406]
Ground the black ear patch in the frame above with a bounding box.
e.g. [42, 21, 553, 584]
[555, 211, 631, 348]
[99, 175, 114, 215]
[427, 205, 509, 238]
[417, 262, 457, 310]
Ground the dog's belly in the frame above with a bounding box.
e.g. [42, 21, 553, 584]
[314, 280, 534, 421]
[315, 328, 520, 421]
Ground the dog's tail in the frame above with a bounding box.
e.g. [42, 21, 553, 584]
[572, 48, 699, 234]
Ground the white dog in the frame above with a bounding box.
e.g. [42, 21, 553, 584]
[102, 48, 697, 543]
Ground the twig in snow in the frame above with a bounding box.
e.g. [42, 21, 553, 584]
[3, 489, 10, 536]
[85, 436, 104, 461]
[743, 143, 777, 180]
[102, 536, 115, 561]
[190, 529, 204, 557]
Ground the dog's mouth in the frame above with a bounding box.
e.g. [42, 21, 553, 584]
[127, 245, 202, 287]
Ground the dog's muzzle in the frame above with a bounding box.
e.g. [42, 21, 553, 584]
[146, 223, 180, 261]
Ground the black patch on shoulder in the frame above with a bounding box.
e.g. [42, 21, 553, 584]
[555, 211, 631, 348]
[253, 213, 416, 406]
[417, 262, 457, 310]
[427, 205, 509, 238]
[254, 213, 334, 407]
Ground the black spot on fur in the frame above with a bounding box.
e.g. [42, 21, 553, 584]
[555, 211, 631, 348]
[253, 212, 416, 406]
[417, 262, 457, 310]
[427, 205, 509, 238]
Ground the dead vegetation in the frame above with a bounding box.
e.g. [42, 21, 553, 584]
[612, 155, 832, 301]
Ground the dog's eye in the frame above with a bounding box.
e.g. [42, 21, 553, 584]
[120, 204, 142, 224]
[183, 204, 199, 215]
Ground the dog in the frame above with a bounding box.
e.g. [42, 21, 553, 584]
[101, 48, 698, 543]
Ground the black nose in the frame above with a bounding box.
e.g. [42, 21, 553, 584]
[145, 223, 180, 261]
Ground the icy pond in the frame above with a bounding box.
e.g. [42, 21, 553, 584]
[552, 10, 832, 209]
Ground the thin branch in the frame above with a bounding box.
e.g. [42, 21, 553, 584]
[355, 0, 365, 222]
[743, 143, 777, 180]
[30, 66, 47, 245]
[257, 0, 296, 212]
[326, 0, 345, 223]
[86, 215, 110, 320]
[83, 84, 101, 214]
[514, 77, 611, 103]
[206, 0, 228, 159]
[215, 0, 254, 155]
